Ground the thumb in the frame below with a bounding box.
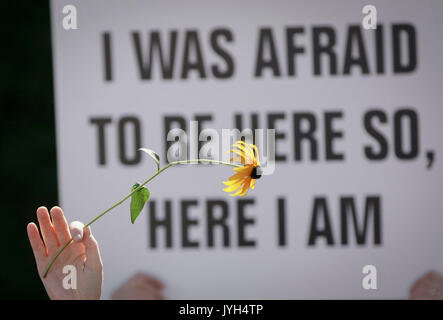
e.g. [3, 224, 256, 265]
[82, 225, 103, 269]
[69, 221, 84, 242]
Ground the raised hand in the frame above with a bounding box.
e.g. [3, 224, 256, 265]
[27, 206, 103, 300]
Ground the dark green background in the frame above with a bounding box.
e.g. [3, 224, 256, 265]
[1, 1, 54, 299]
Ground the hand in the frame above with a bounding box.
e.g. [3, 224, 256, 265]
[111, 272, 165, 300]
[409, 271, 443, 300]
[27, 206, 103, 300]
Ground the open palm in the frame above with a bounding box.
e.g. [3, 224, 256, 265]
[27, 206, 103, 300]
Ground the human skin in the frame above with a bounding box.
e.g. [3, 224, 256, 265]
[27, 206, 103, 300]
[111, 273, 165, 300]
[409, 271, 443, 300]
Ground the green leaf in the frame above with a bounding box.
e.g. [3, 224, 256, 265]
[130, 183, 150, 224]
[138, 148, 160, 172]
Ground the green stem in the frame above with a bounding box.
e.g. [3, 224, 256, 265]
[43, 159, 240, 278]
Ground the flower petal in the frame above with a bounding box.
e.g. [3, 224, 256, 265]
[230, 156, 243, 163]
[224, 184, 243, 193]
[229, 149, 248, 163]
[232, 178, 251, 196]
[223, 141, 260, 197]
[223, 175, 247, 186]
[227, 170, 248, 181]
[251, 144, 260, 166]
[223, 179, 246, 192]
[232, 144, 254, 164]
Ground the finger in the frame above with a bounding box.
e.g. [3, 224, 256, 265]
[36, 207, 59, 252]
[83, 226, 103, 269]
[135, 282, 165, 300]
[27, 222, 46, 262]
[426, 271, 443, 284]
[409, 271, 440, 299]
[409, 280, 425, 299]
[50, 206, 71, 243]
[133, 272, 165, 290]
[69, 221, 85, 242]
[153, 291, 165, 300]
[145, 275, 165, 290]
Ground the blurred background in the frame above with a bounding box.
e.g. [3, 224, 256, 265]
[1, 0, 442, 300]
[1, 0, 54, 299]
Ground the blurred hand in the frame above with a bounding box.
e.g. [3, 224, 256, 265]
[409, 271, 443, 300]
[111, 273, 165, 300]
[27, 206, 103, 300]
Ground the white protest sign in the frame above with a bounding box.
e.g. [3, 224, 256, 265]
[51, 0, 443, 298]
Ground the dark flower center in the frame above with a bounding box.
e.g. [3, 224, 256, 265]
[250, 166, 262, 179]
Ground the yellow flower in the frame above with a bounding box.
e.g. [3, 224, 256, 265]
[223, 140, 261, 197]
